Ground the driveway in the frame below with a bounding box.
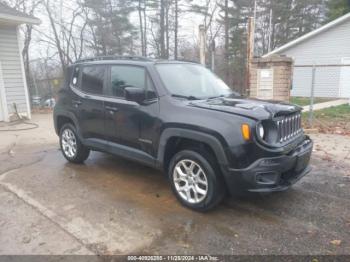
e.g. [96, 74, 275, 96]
[0, 114, 349, 255]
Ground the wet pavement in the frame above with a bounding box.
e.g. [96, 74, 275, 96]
[0, 114, 349, 255]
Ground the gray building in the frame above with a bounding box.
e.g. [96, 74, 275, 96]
[0, 2, 40, 122]
[264, 12, 350, 99]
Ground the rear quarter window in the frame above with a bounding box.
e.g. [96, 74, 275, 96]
[81, 65, 105, 95]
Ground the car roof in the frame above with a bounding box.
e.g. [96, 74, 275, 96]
[72, 56, 199, 67]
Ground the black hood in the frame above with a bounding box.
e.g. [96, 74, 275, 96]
[189, 97, 302, 121]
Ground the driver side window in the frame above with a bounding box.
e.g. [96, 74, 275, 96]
[110, 66, 145, 98]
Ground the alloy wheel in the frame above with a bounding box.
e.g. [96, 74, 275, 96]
[173, 159, 208, 204]
[61, 128, 77, 158]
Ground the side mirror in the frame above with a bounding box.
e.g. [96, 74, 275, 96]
[124, 87, 146, 104]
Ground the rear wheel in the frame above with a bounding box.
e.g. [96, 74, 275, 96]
[59, 123, 90, 163]
[168, 150, 226, 211]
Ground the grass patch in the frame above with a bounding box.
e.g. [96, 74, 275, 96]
[302, 104, 350, 134]
[311, 104, 350, 120]
[290, 97, 335, 107]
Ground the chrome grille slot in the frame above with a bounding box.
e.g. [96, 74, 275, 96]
[277, 113, 302, 143]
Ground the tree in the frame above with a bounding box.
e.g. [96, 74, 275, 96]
[254, 0, 324, 55]
[82, 0, 137, 56]
[326, 0, 350, 21]
[42, 0, 89, 70]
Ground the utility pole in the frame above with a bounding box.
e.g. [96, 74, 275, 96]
[211, 40, 215, 71]
[253, 0, 257, 56]
[268, 8, 273, 53]
[246, 17, 254, 96]
[199, 24, 206, 66]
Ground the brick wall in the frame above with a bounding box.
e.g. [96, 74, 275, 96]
[250, 55, 293, 102]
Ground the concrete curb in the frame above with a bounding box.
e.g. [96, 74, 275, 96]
[302, 99, 349, 112]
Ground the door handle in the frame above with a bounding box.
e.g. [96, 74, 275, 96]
[105, 105, 119, 112]
[72, 100, 82, 107]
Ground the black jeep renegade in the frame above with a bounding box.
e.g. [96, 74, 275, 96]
[54, 56, 313, 211]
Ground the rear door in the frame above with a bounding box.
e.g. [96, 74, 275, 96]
[70, 64, 106, 141]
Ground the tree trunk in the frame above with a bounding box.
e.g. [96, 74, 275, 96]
[138, 0, 145, 56]
[22, 24, 32, 89]
[160, 0, 166, 58]
[45, 0, 66, 71]
[165, 5, 169, 58]
[143, 1, 147, 56]
[174, 0, 178, 59]
[224, 0, 229, 84]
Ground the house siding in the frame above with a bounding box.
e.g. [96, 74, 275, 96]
[279, 18, 350, 98]
[0, 24, 29, 117]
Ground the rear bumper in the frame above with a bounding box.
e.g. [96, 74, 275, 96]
[223, 137, 313, 195]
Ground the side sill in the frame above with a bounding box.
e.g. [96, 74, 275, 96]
[84, 138, 159, 169]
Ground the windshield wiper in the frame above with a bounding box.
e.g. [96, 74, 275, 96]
[171, 94, 201, 100]
[207, 94, 226, 100]
[207, 93, 241, 100]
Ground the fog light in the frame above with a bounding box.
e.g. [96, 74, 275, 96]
[256, 172, 279, 185]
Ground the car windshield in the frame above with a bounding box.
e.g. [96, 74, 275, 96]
[155, 63, 239, 99]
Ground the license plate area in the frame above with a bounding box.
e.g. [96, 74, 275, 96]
[295, 149, 311, 172]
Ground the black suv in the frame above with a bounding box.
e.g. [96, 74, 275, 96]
[54, 56, 313, 211]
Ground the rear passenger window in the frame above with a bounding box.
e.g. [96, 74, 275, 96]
[81, 66, 105, 95]
[110, 66, 145, 97]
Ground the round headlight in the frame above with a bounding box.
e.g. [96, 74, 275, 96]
[257, 123, 265, 139]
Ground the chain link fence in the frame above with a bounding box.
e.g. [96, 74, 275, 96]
[292, 64, 350, 134]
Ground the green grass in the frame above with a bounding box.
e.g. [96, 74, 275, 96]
[290, 97, 335, 107]
[302, 104, 350, 127]
[312, 104, 350, 120]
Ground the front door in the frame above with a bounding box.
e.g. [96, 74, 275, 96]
[71, 65, 106, 141]
[104, 65, 159, 157]
[339, 57, 350, 98]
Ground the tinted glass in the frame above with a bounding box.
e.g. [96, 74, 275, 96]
[146, 76, 157, 100]
[110, 66, 145, 97]
[156, 64, 238, 99]
[81, 66, 105, 95]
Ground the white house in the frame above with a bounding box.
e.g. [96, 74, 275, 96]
[264, 12, 350, 99]
[0, 2, 40, 122]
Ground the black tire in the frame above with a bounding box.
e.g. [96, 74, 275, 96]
[59, 123, 90, 163]
[168, 149, 226, 211]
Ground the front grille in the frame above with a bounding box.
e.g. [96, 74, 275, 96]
[276, 113, 302, 143]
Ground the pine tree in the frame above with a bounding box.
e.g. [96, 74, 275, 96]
[326, 0, 350, 21]
[83, 0, 137, 55]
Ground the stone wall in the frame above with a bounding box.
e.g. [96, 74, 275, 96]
[250, 55, 293, 102]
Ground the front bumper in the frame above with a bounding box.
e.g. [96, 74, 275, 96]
[223, 136, 313, 195]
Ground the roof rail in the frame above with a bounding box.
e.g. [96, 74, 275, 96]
[75, 55, 153, 63]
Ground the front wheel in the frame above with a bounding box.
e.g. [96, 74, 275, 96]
[59, 123, 90, 163]
[168, 150, 226, 211]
